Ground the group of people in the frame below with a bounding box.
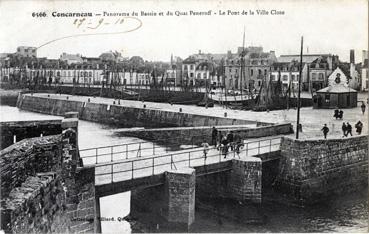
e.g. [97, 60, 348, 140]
[322, 120, 364, 139]
[333, 109, 344, 120]
[211, 127, 244, 159]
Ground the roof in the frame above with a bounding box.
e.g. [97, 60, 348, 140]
[317, 85, 357, 93]
[278, 54, 330, 63]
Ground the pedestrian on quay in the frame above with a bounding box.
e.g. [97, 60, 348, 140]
[221, 136, 228, 158]
[226, 131, 234, 151]
[234, 133, 243, 159]
[202, 142, 209, 161]
[338, 110, 344, 120]
[346, 122, 353, 136]
[361, 102, 366, 115]
[321, 124, 329, 139]
[355, 121, 363, 135]
[211, 126, 218, 146]
[334, 109, 339, 119]
[217, 133, 223, 151]
[342, 122, 347, 137]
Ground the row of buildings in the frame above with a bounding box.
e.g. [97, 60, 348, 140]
[0, 46, 368, 92]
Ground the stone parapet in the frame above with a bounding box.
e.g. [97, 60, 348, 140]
[273, 135, 368, 205]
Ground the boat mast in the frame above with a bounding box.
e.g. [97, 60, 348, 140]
[296, 36, 303, 139]
[240, 26, 246, 101]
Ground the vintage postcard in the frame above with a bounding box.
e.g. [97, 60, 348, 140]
[0, 0, 368, 233]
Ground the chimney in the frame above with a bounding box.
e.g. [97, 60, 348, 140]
[227, 50, 232, 58]
[363, 50, 368, 63]
[350, 49, 355, 64]
[270, 50, 275, 57]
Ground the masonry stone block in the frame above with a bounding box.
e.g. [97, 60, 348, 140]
[165, 168, 196, 227]
[230, 157, 262, 203]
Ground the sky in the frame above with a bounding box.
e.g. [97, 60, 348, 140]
[0, 0, 367, 63]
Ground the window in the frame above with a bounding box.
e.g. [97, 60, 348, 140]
[235, 69, 238, 73]
[68, 71, 71, 76]
[190, 65, 194, 70]
[296, 74, 300, 81]
[291, 75, 295, 81]
[203, 73, 207, 79]
[258, 69, 262, 75]
[229, 68, 232, 73]
[271, 74, 276, 80]
[319, 73, 324, 80]
[190, 73, 194, 78]
[325, 94, 330, 102]
[197, 73, 201, 79]
[311, 73, 317, 81]
[264, 69, 267, 75]
[258, 80, 261, 86]
[250, 69, 254, 76]
[89, 71, 92, 77]
[282, 75, 288, 81]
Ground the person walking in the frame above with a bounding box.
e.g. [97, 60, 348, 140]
[226, 131, 234, 151]
[321, 124, 329, 139]
[341, 122, 347, 137]
[355, 121, 363, 135]
[346, 122, 353, 136]
[221, 136, 228, 159]
[202, 142, 209, 161]
[361, 102, 366, 115]
[338, 110, 344, 120]
[211, 127, 218, 146]
[334, 109, 339, 119]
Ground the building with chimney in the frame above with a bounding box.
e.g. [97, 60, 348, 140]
[360, 50, 369, 91]
[224, 46, 277, 91]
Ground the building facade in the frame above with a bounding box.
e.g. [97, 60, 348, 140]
[16, 46, 37, 57]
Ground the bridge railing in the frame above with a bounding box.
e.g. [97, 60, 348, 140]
[94, 137, 281, 185]
[79, 134, 212, 164]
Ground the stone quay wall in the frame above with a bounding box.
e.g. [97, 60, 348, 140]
[120, 123, 292, 147]
[0, 120, 62, 150]
[273, 136, 368, 205]
[17, 94, 262, 127]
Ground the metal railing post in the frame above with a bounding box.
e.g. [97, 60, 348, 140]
[131, 161, 134, 179]
[139, 143, 142, 157]
[270, 139, 272, 152]
[111, 164, 113, 183]
[111, 147, 113, 162]
[246, 143, 248, 157]
[188, 152, 191, 167]
[153, 143, 155, 155]
[152, 158, 155, 175]
[171, 154, 173, 169]
[258, 141, 260, 155]
[96, 148, 98, 164]
[126, 144, 128, 159]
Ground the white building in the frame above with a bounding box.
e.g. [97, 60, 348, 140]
[16, 46, 37, 57]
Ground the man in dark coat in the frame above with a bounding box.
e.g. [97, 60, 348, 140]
[211, 126, 218, 146]
[346, 122, 353, 136]
[321, 124, 329, 139]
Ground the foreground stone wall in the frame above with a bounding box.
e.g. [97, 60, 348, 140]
[0, 120, 62, 150]
[18, 94, 261, 127]
[1, 173, 70, 233]
[0, 135, 62, 198]
[273, 136, 368, 205]
[1, 116, 98, 233]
